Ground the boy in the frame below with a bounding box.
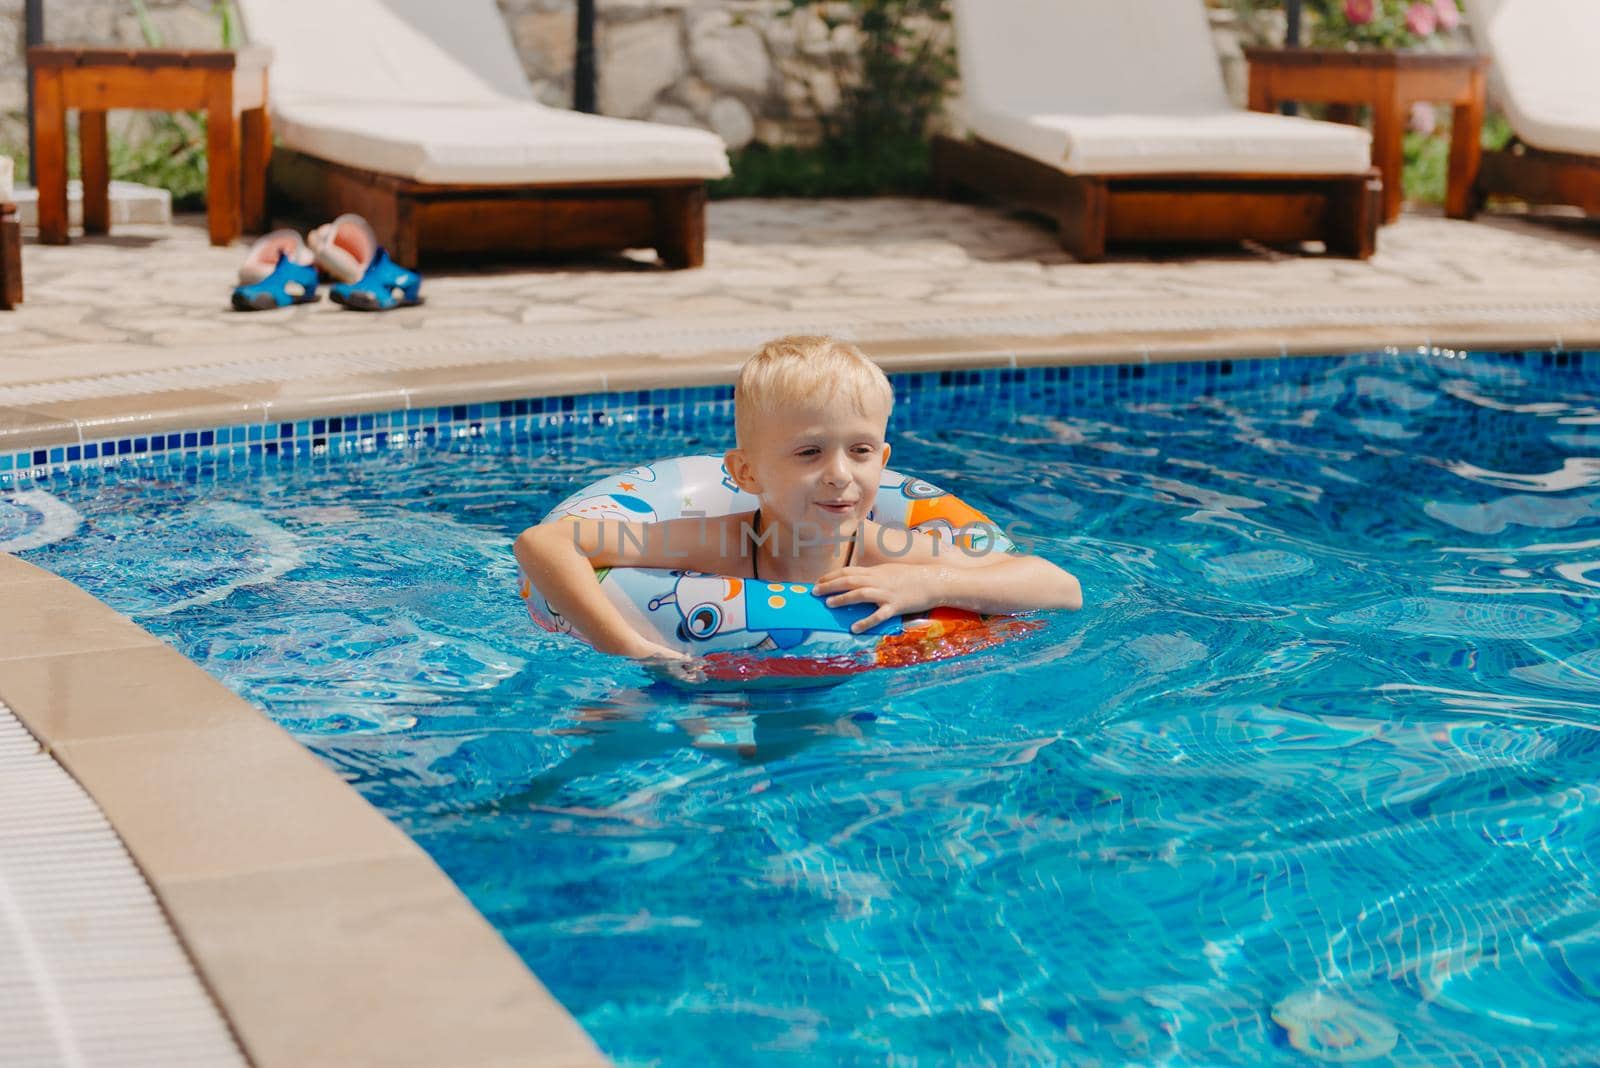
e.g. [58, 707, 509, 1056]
[515, 336, 1083, 660]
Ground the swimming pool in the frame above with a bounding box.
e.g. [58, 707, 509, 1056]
[6, 350, 1600, 1064]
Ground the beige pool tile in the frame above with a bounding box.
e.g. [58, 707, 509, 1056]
[0, 580, 161, 661]
[600, 350, 748, 391]
[0, 405, 79, 448]
[0, 552, 60, 586]
[1007, 336, 1154, 367]
[1431, 322, 1599, 351]
[0, 644, 249, 744]
[218, 375, 409, 422]
[875, 347, 1016, 374]
[160, 856, 608, 1068]
[374, 359, 610, 408]
[858, 336, 1007, 363]
[51, 719, 418, 881]
[29, 389, 258, 438]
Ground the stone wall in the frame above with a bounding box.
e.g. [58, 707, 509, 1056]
[0, 0, 866, 156]
[0, 0, 234, 151]
[503, 1, 865, 149]
[0, 1, 1276, 160]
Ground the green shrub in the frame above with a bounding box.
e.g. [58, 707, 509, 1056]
[95, 0, 236, 208]
[718, 0, 953, 198]
[109, 116, 211, 210]
[711, 135, 933, 199]
[1402, 111, 1513, 204]
[3, 144, 28, 182]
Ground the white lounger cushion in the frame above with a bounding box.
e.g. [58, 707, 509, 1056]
[953, 0, 1370, 176]
[237, 0, 729, 183]
[966, 106, 1371, 176]
[1464, 0, 1600, 158]
[276, 102, 730, 184]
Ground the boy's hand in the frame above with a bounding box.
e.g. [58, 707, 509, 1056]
[814, 564, 943, 634]
[621, 637, 691, 662]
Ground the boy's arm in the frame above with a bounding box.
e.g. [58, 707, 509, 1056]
[514, 515, 743, 658]
[814, 525, 1082, 633]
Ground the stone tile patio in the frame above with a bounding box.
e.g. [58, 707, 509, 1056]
[3, 198, 1600, 437]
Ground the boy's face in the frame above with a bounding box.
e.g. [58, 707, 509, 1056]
[726, 396, 891, 537]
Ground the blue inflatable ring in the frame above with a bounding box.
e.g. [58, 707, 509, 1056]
[517, 455, 1014, 661]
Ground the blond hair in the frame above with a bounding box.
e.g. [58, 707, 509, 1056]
[734, 336, 893, 447]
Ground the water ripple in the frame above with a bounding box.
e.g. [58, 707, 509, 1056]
[1326, 597, 1582, 639]
[15, 351, 1600, 1065]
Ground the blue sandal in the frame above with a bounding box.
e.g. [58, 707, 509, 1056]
[231, 252, 321, 311]
[329, 249, 424, 312]
[231, 229, 320, 311]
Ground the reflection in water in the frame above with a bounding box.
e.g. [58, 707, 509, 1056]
[496, 686, 877, 809]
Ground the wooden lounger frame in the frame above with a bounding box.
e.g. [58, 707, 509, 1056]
[1472, 142, 1600, 218]
[0, 202, 21, 309]
[932, 134, 1381, 262]
[269, 148, 709, 269]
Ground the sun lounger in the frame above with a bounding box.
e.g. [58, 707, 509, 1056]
[933, 0, 1381, 260]
[235, 0, 730, 268]
[1463, 0, 1600, 218]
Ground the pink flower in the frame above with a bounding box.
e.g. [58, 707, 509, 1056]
[1408, 101, 1437, 135]
[1433, 0, 1461, 31]
[1406, 2, 1439, 35]
[1344, 0, 1375, 25]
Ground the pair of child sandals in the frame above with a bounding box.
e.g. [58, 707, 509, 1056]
[231, 214, 424, 312]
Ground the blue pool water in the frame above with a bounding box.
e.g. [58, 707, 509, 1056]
[8, 351, 1600, 1065]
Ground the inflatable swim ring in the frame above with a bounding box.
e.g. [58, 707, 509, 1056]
[517, 455, 1029, 667]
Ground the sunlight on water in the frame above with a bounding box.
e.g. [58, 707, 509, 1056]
[15, 351, 1600, 1065]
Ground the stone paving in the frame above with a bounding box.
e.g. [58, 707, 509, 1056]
[3, 197, 1600, 431]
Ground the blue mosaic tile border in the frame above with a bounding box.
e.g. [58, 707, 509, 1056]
[0, 347, 1589, 487]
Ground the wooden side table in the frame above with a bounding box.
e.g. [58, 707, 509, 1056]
[27, 46, 272, 247]
[0, 202, 21, 309]
[1244, 47, 1489, 223]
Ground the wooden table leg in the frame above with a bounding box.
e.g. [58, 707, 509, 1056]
[1324, 103, 1361, 126]
[0, 204, 22, 309]
[1446, 68, 1486, 219]
[205, 70, 241, 246]
[32, 67, 70, 245]
[240, 106, 271, 234]
[80, 109, 111, 235]
[1247, 69, 1274, 114]
[1369, 71, 1406, 224]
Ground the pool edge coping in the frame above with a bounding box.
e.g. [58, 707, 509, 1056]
[0, 552, 610, 1068]
[3, 321, 1598, 453]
